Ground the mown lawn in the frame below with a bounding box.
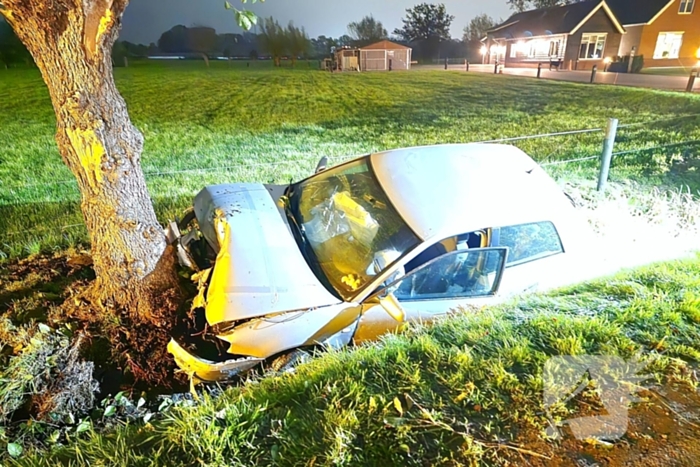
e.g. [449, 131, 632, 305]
[1, 60, 700, 259]
[4, 253, 699, 466]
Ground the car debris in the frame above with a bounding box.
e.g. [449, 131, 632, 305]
[165, 143, 591, 382]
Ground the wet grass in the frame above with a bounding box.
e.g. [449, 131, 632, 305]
[1, 60, 700, 259]
[3, 253, 699, 466]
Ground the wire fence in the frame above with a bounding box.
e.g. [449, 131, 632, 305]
[2, 112, 700, 242]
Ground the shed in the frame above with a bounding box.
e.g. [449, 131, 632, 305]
[359, 40, 412, 71]
[333, 46, 361, 71]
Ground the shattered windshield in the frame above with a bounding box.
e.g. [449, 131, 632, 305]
[288, 157, 420, 300]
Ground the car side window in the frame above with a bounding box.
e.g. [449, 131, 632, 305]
[387, 248, 507, 301]
[493, 221, 563, 267]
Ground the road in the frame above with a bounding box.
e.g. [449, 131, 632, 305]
[413, 63, 698, 92]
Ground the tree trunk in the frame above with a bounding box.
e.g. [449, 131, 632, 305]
[2, 0, 179, 321]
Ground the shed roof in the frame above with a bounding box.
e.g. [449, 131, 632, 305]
[360, 40, 411, 50]
[605, 0, 672, 25]
[486, 0, 624, 40]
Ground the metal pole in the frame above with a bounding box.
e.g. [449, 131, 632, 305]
[445, 57, 448, 70]
[590, 65, 597, 83]
[494, 60, 499, 74]
[686, 68, 697, 92]
[627, 47, 635, 74]
[465, 59, 469, 72]
[537, 62, 542, 78]
[597, 118, 619, 192]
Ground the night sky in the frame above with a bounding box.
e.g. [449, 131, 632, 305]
[120, 0, 514, 45]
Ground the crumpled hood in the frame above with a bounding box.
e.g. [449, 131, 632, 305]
[192, 183, 341, 326]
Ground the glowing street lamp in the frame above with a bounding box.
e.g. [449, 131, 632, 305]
[480, 45, 488, 56]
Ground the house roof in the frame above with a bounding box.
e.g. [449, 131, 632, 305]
[360, 40, 411, 50]
[486, 0, 624, 40]
[605, 0, 672, 25]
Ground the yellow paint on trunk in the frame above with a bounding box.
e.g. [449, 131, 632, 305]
[65, 126, 105, 189]
[95, 8, 113, 46]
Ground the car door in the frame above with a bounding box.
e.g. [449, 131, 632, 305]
[352, 247, 508, 344]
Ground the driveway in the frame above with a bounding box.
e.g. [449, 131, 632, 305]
[413, 64, 698, 92]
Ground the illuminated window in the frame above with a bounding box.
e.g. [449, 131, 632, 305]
[679, 0, 694, 13]
[579, 33, 607, 59]
[653, 32, 684, 59]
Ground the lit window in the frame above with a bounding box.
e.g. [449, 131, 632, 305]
[679, 0, 694, 13]
[653, 32, 684, 59]
[579, 34, 607, 59]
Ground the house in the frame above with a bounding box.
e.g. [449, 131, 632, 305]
[483, 0, 625, 70]
[607, 0, 700, 68]
[359, 40, 412, 71]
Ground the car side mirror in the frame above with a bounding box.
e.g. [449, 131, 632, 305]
[378, 292, 405, 323]
[315, 156, 328, 173]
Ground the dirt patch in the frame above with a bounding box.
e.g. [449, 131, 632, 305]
[501, 382, 700, 466]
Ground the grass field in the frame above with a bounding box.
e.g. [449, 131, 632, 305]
[1, 60, 700, 259]
[5, 253, 700, 466]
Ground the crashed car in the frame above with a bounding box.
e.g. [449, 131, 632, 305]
[166, 143, 590, 382]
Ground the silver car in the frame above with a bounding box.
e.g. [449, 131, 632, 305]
[166, 143, 589, 382]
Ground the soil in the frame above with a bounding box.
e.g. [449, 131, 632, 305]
[0, 251, 191, 400]
[499, 382, 700, 466]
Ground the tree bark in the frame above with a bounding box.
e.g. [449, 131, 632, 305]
[2, 0, 179, 320]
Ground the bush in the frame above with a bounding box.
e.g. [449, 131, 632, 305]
[608, 54, 644, 73]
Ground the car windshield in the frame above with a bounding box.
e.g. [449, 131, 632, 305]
[288, 157, 421, 300]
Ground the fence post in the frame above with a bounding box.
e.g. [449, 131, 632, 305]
[686, 68, 697, 92]
[590, 65, 598, 83]
[537, 62, 542, 78]
[494, 60, 499, 74]
[597, 118, 619, 192]
[465, 59, 469, 72]
[445, 57, 448, 70]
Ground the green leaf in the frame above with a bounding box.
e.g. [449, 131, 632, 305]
[7, 442, 22, 458]
[393, 396, 403, 415]
[48, 430, 60, 444]
[114, 391, 127, 405]
[224, 1, 233, 9]
[76, 419, 91, 434]
[103, 405, 116, 417]
[236, 10, 253, 31]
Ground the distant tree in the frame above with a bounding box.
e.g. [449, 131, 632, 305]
[249, 49, 259, 60]
[337, 34, 354, 47]
[393, 3, 454, 60]
[506, 0, 581, 12]
[0, 18, 30, 67]
[286, 22, 311, 65]
[186, 25, 218, 66]
[259, 16, 287, 66]
[148, 42, 160, 56]
[347, 15, 387, 47]
[157, 25, 189, 53]
[462, 14, 496, 42]
[112, 40, 128, 67]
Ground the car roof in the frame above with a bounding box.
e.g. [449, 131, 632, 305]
[369, 143, 577, 242]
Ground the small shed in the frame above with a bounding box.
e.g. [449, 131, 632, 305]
[360, 40, 412, 71]
[333, 46, 361, 71]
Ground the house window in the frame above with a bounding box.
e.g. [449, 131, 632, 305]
[579, 33, 607, 59]
[510, 43, 517, 58]
[653, 32, 684, 59]
[549, 40, 561, 57]
[679, 0, 694, 13]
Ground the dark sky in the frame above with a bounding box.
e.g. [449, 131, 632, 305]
[120, 0, 514, 45]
